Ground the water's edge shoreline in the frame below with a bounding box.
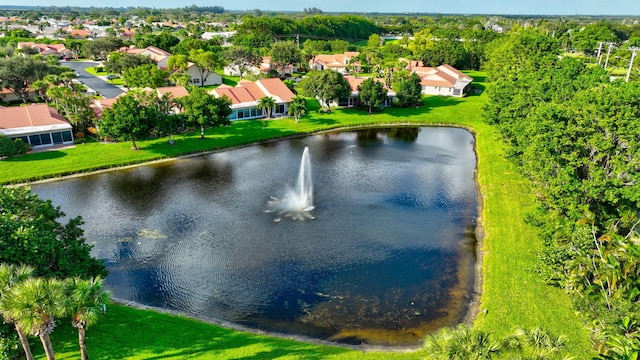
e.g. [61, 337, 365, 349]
[20, 123, 485, 352]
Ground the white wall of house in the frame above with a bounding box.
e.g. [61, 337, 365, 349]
[223, 64, 260, 77]
[421, 86, 455, 97]
[228, 102, 289, 121]
[187, 66, 222, 86]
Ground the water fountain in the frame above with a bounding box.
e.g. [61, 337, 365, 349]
[266, 146, 315, 221]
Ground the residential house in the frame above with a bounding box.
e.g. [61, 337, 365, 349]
[0, 104, 74, 149]
[155, 86, 190, 113]
[406, 62, 473, 97]
[260, 56, 296, 76]
[309, 52, 360, 74]
[335, 76, 396, 108]
[202, 31, 235, 46]
[17, 42, 72, 59]
[183, 62, 222, 86]
[92, 86, 189, 118]
[210, 78, 295, 121]
[120, 45, 172, 70]
[223, 56, 288, 77]
[119, 46, 221, 86]
[91, 98, 117, 119]
[0, 88, 36, 104]
[67, 29, 95, 39]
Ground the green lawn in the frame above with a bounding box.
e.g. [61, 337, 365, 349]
[6, 71, 595, 358]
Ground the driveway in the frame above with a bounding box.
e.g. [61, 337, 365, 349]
[61, 60, 125, 98]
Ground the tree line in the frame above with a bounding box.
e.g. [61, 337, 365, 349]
[483, 29, 640, 358]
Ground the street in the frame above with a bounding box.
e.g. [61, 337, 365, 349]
[61, 60, 125, 98]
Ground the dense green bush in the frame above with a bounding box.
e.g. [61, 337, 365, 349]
[0, 134, 16, 158]
[0, 323, 21, 360]
[12, 139, 28, 156]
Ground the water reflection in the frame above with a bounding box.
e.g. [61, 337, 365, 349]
[32, 126, 478, 347]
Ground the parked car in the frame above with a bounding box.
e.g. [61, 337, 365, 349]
[106, 74, 120, 80]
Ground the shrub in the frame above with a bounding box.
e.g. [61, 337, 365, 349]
[0, 323, 21, 360]
[0, 134, 16, 158]
[75, 131, 85, 138]
[13, 138, 29, 156]
[87, 127, 99, 136]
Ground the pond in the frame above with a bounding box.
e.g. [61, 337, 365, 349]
[32, 126, 479, 347]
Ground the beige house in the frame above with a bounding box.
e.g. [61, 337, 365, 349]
[309, 52, 360, 74]
[406, 62, 473, 97]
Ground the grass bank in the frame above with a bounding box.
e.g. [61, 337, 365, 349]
[9, 72, 593, 358]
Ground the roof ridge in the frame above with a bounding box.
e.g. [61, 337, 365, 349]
[25, 106, 34, 127]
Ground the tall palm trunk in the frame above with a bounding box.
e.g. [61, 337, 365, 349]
[78, 325, 88, 360]
[15, 324, 35, 360]
[39, 333, 55, 360]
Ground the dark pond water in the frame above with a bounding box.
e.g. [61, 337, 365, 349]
[32, 126, 478, 346]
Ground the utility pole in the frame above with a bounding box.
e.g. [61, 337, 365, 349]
[597, 41, 604, 65]
[626, 50, 637, 82]
[604, 43, 616, 69]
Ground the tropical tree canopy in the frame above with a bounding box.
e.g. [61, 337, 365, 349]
[298, 70, 351, 111]
[0, 187, 106, 279]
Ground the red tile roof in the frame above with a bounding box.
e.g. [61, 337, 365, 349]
[211, 78, 294, 106]
[311, 52, 360, 68]
[156, 86, 189, 99]
[343, 76, 395, 96]
[406, 63, 473, 88]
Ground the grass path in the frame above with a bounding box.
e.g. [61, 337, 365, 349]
[8, 72, 593, 358]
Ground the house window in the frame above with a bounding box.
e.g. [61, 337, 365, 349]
[52, 132, 63, 144]
[236, 109, 244, 119]
[29, 134, 42, 146]
[40, 134, 52, 145]
[276, 104, 285, 114]
[192, 78, 200, 84]
[62, 131, 72, 142]
[250, 108, 258, 117]
[243, 109, 250, 118]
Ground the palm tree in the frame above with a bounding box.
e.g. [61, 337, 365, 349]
[258, 96, 276, 119]
[502, 327, 567, 359]
[59, 71, 78, 89]
[287, 96, 307, 123]
[31, 80, 51, 103]
[2, 277, 66, 360]
[65, 277, 111, 360]
[0, 264, 35, 360]
[423, 324, 500, 360]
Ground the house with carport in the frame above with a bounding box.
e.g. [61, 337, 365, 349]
[0, 104, 74, 149]
[210, 78, 295, 121]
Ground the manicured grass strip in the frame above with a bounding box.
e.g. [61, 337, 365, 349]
[7, 71, 593, 358]
[33, 305, 419, 360]
[471, 114, 595, 357]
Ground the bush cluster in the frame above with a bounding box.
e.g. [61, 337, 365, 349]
[0, 135, 29, 158]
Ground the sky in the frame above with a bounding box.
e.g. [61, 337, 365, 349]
[1, 0, 640, 15]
